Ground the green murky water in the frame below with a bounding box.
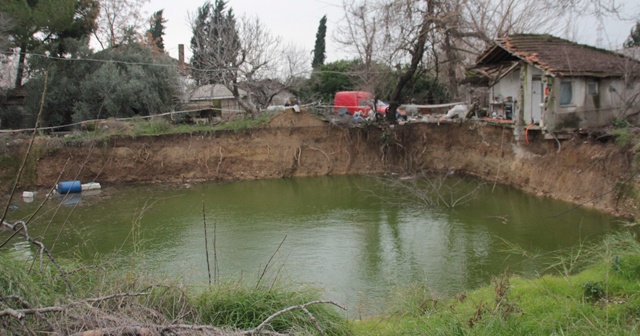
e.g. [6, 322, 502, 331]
[4, 175, 627, 316]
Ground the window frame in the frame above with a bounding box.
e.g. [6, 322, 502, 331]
[587, 80, 598, 96]
[559, 81, 573, 106]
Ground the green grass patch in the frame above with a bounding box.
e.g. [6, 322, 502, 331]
[0, 253, 350, 335]
[352, 232, 640, 335]
[196, 282, 351, 335]
[211, 113, 272, 132]
[613, 127, 635, 147]
[56, 113, 274, 142]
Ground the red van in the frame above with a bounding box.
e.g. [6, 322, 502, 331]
[333, 91, 388, 117]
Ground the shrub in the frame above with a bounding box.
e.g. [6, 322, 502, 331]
[582, 281, 606, 302]
[0, 105, 25, 129]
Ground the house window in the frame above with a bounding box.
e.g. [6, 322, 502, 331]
[587, 81, 598, 95]
[560, 81, 573, 105]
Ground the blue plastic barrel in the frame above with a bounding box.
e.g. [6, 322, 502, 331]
[57, 180, 82, 194]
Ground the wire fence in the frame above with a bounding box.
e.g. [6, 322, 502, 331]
[0, 99, 467, 134]
[0, 104, 329, 134]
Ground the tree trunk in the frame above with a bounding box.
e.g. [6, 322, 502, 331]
[14, 44, 27, 88]
[443, 31, 459, 100]
[230, 81, 258, 117]
[386, 5, 434, 123]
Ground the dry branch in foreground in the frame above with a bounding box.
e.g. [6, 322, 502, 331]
[1, 292, 345, 336]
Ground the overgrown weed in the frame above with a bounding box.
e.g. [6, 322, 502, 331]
[0, 254, 351, 335]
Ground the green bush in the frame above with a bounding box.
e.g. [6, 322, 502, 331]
[582, 281, 605, 302]
[613, 118, 629, 128]
[0, 105, 25, 129]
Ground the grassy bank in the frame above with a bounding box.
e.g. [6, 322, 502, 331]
[353, 232, 640, 335]
[0, 255, 351, 335]
[2, 232, 639, 335]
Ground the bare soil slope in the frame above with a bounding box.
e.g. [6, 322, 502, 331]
[7, 110, 638, 218]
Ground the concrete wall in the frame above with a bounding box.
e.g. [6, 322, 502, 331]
[492, 62, 640, 132]
[489, 68, 519, 119]
[544, 76, 640, 131]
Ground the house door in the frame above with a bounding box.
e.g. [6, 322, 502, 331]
[531, 78, 543, 124]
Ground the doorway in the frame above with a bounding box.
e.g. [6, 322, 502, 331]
[531, 77, 543, 124]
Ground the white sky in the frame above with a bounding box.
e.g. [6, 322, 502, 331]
[144, 0, 640, 62]
[145, 0, 345, 62]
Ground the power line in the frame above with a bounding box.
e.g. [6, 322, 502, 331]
[0, 49, 400, 77]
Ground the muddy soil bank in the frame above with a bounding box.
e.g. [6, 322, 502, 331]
[3, 111, 639, 218]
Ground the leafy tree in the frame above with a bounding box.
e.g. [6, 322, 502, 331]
[50, 0, 100, 57]
[406, 69, 450, 104]
[190, 0, 239, 85]
[0, 11, 13, 52]
[0, 0, 86, 87]
[305, 59, 359, 102]
[312, 15, 327, 69]
[23, 43, 179, 127]
[190, 2, 282, 116]
[147, 9, 166, 52]
[624, 20, 640, 48]
[301, 58, 398, 104]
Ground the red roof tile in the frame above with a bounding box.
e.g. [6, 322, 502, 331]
[476, 34, 640, 78]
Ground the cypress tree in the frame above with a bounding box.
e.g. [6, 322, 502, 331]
[148, 9, 166, 52]
[312, 15, 327, 69]
[623, 20, 640, 48]
[190, 0, 239, 85]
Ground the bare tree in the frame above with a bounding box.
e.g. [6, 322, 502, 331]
[278, 43, 312, 85]
[93, 0, 150, 49]
[385, 1, 439, 119]
[190, 8, 282, 116]
[334, 0, 406, 97]
[247, 42, 311, 108]
[333, 0, 631, 119]
[231, 16, 281, 115]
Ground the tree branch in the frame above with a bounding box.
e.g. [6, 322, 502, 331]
[0, 292, 149, 319]
[248, 300, 347, 335]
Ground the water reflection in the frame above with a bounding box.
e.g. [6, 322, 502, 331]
[4, 175, 628, 317]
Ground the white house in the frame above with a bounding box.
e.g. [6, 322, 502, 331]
[469, 34, 640, 134]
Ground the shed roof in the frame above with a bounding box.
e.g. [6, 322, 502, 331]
[475, 34, 639, 78]
[187, 84, 246, 101]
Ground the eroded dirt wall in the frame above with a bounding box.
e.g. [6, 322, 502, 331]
[12, 116, 639, 218]
[391, 123, 637, 217]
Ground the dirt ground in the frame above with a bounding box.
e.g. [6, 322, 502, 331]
[5, 109, 639, 218]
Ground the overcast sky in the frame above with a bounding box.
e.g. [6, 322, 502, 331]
[144, 0, 640, 62]
[144, 0, 344, 61]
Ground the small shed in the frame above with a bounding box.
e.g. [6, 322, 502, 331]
[184, 84, 247, 120]
[468, 34, 640, 134]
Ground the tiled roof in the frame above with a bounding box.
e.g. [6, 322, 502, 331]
[476, 34, 639, 78]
